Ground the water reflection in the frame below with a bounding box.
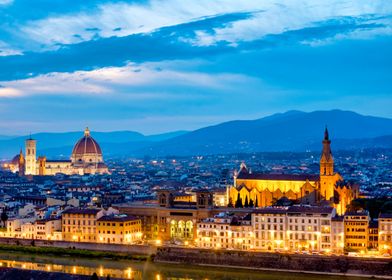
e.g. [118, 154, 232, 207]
[0, 252, 370, 280]
[0, 259, 141, 279]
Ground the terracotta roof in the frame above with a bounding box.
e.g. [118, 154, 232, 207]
[72, 129, 102, 156]
[379, 213, 392, 219]
[62, 208, 101, 215]
[345, 211, 369, 217]
[237, 173, 319, 181]
[253, 207, 288, 214]
[287, 206, 334, 214]
[98, 214, 139, 222]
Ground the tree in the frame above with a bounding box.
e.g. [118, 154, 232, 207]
[346, 199, 365, 213]
[255, 196, 259, 208]
[227, 197, 234, 208]
[381, 200, 392, 213]
[235, 193, 243, 208]
[249, 198, 254, 208]
[244, 195, 249, 208]
[1, 207, 8, 227]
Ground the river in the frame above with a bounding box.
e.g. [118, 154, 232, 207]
[0, 252, 373, 280]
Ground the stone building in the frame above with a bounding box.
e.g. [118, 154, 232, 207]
[228, 128, 358, 215]
[116, 189, 219, 242]
[379, 213, 392, 255]
[4, 128, 109, 176]
[344, 211, 370, 253]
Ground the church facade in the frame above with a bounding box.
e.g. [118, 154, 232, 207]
[5, 128, 109, 176]
[228, 128, 358, 215]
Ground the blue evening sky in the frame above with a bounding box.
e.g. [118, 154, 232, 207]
[0, 0, 391, 134]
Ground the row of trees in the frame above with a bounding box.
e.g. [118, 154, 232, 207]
[228, 193, 259, 208]
[346, 197, 392, 219]
[1, 207, 8, 227]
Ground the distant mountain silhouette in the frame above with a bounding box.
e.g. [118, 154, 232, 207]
[135, 110, 392, 156]
[0, 130, 188, 158]
[1, 110, 392, 159]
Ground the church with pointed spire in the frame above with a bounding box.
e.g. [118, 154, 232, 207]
[228, 127, 358, 215]
[3, 128, 109, 176]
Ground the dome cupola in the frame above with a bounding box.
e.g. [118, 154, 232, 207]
[71, 127, 103, 165]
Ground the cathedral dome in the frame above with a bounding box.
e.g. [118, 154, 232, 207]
[71, 128, 103, 164]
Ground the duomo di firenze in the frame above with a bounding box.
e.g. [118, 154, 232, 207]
[4, 127, 109, 176]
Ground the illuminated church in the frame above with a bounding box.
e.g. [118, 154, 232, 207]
[228, 128, 358, 215]
[5, 128, 109, 176]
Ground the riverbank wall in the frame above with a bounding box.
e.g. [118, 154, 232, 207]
[155, 247, 392, 277]
[0, 237, 156, 256]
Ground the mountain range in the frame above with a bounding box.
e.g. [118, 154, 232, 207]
[1, 110, 392, 159]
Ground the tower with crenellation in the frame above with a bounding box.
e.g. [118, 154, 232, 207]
[25, 137, 37, 175]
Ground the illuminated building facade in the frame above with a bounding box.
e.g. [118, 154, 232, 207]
[228, 128, 358, 215]
[197, 213, 253, 250]
[20, 218, 62, 240]
[97, 214, 142, 244]
[4, 128, 109, 176]
[368, 221, 379, 251]
[344, 212, 369, 253]
[61, 208, 105, 242]
[331, 216, 344, 254]
[116, 189, 217, 242]
[252, 207, 287, 251]
[379, 213, 392, 255]
[252, 206, 334, 253]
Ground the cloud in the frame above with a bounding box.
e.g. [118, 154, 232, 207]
[0, 86, 20, 97]
[0, 41, 22, 56]
[0, 61, 259, 98]
[11, 0, 392, 51]
[0, 0, 12, 5]
[0, 12, 389, 82]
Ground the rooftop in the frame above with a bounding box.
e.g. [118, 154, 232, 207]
[237, 173, 320, 182]
[98, 214, 139, 222]
[62, 208, 102, 215]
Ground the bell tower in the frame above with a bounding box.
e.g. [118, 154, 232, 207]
[320, 127, 334, 176]
[319, 127, 338, 201]
[25, 137, 37, 175]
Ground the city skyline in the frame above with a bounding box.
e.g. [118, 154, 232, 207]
[0, 0, 391, 134]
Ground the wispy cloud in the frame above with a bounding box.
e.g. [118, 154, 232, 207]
[0, 61, 259, 98]
[0, 12, 389, 82]
[13, 0, 392, 50]
[0, 0, 12, 5]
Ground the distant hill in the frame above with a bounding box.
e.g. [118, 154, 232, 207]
[135, 110, 392, 156]
[0, 130, 188, 158]
[1, 110, 392, 159]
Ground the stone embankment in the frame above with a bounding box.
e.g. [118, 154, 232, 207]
[154, 247, 392, 278]
[0, 237, 156, 256]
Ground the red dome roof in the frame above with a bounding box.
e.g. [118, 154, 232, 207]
[71, 128, 102, 156]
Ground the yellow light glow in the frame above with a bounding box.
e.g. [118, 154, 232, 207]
[156, 239, 162, 245]
[126, 268, 132, 279]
